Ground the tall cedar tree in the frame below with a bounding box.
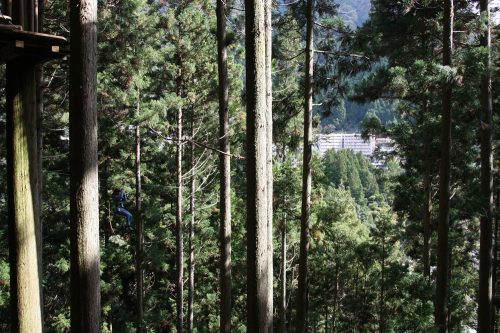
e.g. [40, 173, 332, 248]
[245, 0, 273, 331]
[6, 1, 43, 331]
[216, 0, 232, 331]
[477, 0, 494, 330]
[435, 0, 453, 331]
[265, 3, 274, 332]
[188, 118, 195, 333]
[176, 102, 184, 333]
[297, 0, 314, 331]
[69, 0, 101, 330]
[135, 120, 144, 333]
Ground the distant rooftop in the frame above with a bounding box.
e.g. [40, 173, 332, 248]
[314, 133, 394, 166]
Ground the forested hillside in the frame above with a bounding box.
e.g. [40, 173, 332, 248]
[0, 0, 498, 332]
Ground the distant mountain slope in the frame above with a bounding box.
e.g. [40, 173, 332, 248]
[338, 0, 371, 27]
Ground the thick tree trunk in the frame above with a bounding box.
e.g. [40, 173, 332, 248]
[297, 0, 314, 331]
[477, 0, 494, 331]
[435, 0, 453, 331]
[188, 119, 195, 333]
[244, 0, 273, 330]
[216, 1, 232, 331]
[7, 58, 43, 333]
[7, 3, 44, 331]
[265, 4, 274, 332]
[69, 0, 101, 330]
[176, 105, 184, 333]
[135, 121, 144, 333]
[280, 214, 287, 333]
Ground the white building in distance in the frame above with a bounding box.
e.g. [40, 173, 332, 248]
[315, 133, 394, 163]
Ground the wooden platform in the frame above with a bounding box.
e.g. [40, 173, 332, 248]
[0, 24, 69, 62]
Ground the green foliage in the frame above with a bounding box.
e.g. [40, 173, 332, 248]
[0, 0, 496, 332]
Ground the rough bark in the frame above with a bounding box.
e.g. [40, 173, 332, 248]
[265, 3, 274, 332]
[477, 0, 494, 331]
[6, 3, 44, 331]
[244, 0, 273, 330]
[422, 105, 432, 279]
[176, 104, 184, 333]
[216, 1, 232, 331]
[188, 119, 195, 333]
[7, 58, 43, 333]
[35, 0, 45, 321]
[280, 214, 287, 333]
[69, 0, 101, 330]
[296, 0, 314, 331]
[435, 0, 453, 331]
[135, 121, 144, 333]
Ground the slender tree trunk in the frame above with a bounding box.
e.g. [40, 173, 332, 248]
[102, 166, 112, 247]
[35, 0, 45, 317]
[135, 120, 144, 333]
[493, 182, 499, 333]
[69, 0, 101, 330]
[280, 213, 287, 333]
[176, 104, 184, 333]
[423, 105, 432, 280]
[332, 253, 339, 333]
[478, 0, 494, 331]
[265, 3, 274, 332]
[324, 306, 328, 333]
[379, 234, 386, 333]
[297, 0, 314, 331]
[216, 1, 232, 331]
[435, 1, 453, 331]
[188, 118, 195, 333]
[244, 0, 273, 330]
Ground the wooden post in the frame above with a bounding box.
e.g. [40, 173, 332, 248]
[6, 58, 43, 333]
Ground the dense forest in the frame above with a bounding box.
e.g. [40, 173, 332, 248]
[0, 0, 498, 332]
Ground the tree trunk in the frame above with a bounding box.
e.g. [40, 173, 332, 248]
[69, 0, 101, 330]
[321, 306, 326, 333]
[280, 213, 287, 333]
[422, 105, 432, 280]
[244, 0, 273, 330]
[297, 0, 314, 331]
[188, 119, 195, 333]
[435, 0, 453, 331]
[332, 252, 339, 333]
[35, 0, 44, 317]
[477, 0, 494, 331]
[379, 234, 386, 333]
[7, 58, 43, 333]
[6, 3, 44, 331]
[265, 3, 274, 332]
[176, 104, 184, 333]
[135, 121, 144, 333]
[216, 1, 232, 331]
[493, 182, 499, 333]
